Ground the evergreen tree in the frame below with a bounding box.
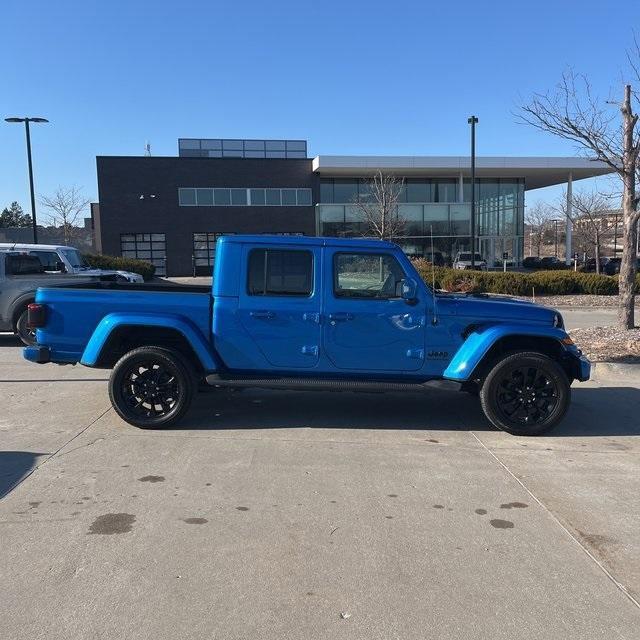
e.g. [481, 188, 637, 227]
[0, 202, 32, 228]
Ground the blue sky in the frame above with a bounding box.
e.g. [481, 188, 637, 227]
[1, 0, 637, 219]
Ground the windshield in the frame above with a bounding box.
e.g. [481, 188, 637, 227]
[458, 253, 482, 261]
[61, 248, 89, 268]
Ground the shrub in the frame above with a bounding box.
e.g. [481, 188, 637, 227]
[409, 259, 620, 296]
[83, 253, 156, 281]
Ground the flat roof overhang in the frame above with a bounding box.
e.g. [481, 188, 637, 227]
[312, 156, 614, 190]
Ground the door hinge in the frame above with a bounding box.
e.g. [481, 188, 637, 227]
[406, 348, 425, 360]
[301, 345, 319, 356]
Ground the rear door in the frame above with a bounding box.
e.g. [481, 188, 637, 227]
[322, 249, 425, 372]
[237, 245, 321, 369]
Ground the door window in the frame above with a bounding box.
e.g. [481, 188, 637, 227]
[247, 249, 313, 296]
[29, 251, 61, 271]
[333, 253, 405, 299]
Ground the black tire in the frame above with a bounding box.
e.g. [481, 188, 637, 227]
[15, 307, 36, 346]
[479, 351, 570, 436]
[109, 346, 195, 428]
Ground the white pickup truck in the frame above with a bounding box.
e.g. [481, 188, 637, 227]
[0, 243, 144, 283]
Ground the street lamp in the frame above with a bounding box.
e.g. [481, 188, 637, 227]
[5, 116, 49, 243]
[468, 116, 479, 269]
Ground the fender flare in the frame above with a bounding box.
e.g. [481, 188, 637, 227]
[80, 312, 218, 371]
[442, 324, 569, 382]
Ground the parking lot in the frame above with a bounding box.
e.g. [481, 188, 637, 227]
[1, 331, 640, 639]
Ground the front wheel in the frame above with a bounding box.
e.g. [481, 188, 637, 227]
[479, 352, 570, 436]
[109, 346, 195, 428]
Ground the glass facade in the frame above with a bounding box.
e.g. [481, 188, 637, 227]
[178, 138, 307, 159]
[317, 178, 525, 267]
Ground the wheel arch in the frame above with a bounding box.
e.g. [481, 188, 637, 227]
[444, 325, 571, 383]
[81, 314, 218, 372]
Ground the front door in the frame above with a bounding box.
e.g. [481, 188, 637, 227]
[323, 250, 425, 372]
[237, 245, 321, 369]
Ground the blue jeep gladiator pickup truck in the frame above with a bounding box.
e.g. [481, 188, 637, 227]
[24, 235, 590, 435]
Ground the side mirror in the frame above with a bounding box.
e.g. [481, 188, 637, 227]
[56, 261, 67, 273]
[401, 277, 418, 301]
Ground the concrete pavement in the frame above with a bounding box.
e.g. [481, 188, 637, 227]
[1, 334, 640, 639]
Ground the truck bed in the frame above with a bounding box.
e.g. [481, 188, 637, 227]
[34, 281, 212, 363]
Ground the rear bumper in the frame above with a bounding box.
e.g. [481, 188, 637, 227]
[23, 345, 51, 364]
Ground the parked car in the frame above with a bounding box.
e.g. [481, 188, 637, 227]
[539, 256, 565, 269]
[583, 257, 612, 273]
[0, 251, 96, 345]
[522, 256, 542, 269]
[0, 243, 144, 282]
[24, 235, 590, 436]
[603, 257, 640, 276]
[423, 251, 445, 267]
[453, 252, 487, 271]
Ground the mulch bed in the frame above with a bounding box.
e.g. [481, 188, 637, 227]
[568, 326, 640, 363]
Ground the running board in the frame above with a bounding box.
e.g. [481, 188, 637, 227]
[205, 374, 460, 393]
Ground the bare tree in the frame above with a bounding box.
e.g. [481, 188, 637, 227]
[525, 201, 554, 257]
[520, 66, 640, 329]
[351, 170, 406, 241]
[559, 190, 612, 273]
[40, 186, 91, 244]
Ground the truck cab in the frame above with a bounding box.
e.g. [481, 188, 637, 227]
[23, 235, 590, 436]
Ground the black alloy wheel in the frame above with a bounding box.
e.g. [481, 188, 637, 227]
[480, 352, 570, 436]
[109, 346, 195, 428]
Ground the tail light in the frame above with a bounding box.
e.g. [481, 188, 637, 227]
[27, 303, 47, 328]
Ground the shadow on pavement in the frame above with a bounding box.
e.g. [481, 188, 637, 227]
[555, 387, 640, 437]
[0, 451, 49, 499]
[0, 334, 22, 347]
[181, 388, 493, 432]
[175, 386, 640, 438]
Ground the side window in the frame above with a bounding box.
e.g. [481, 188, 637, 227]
[30, 251, 61, 271]
[6, 255, 45, 275]
[334, 253, 405, 299]
[248, 249, 313, 296]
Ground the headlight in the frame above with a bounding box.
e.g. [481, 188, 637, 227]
[553, 313, 564, 329]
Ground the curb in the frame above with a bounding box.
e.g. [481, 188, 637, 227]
[590, 361, 640, 383]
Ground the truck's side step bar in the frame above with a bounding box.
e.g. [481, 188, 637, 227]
[205, 374, 460, 393]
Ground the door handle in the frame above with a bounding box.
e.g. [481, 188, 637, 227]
[250, 310, 275, 319]
[329, 312, 353, 322]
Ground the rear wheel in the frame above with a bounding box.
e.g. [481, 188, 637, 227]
[479, 351, 570, 436]
[109, 346, 195, 428]
[15, 307, 36, 346]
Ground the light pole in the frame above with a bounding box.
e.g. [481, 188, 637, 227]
[552, 219, 562, 257]
[5, 116, 49, 243]
[468, 116, 479, 269]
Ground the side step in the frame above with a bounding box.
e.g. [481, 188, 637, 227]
[205, 374, 460, 393]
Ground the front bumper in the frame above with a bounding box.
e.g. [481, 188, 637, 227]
[23, 345, 51, 364]
[565, 352, 591, 382]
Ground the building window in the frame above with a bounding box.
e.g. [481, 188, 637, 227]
[179, 188, 312, 207]
[247, 249, 313, 296]
[192, 232, 236, 276]
[178, 188, 196, 205]
[120, 233, 166, 276]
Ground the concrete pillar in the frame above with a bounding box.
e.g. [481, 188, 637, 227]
[565, 172, 573, 265]
[458, 172, 464, 203]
